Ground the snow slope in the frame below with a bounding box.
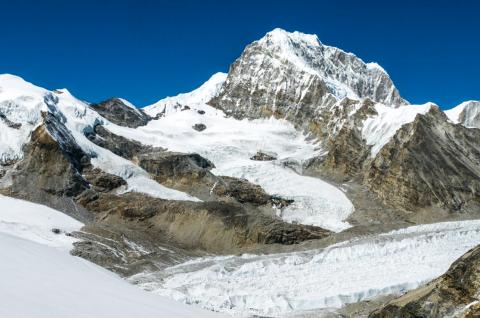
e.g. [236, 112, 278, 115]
[0, 195, 224, 318]
[0, 194, 83, 250]
[109, 76, 355, 232]
[144, 72, 227, 116]
[132, 220, 480, 317]
[445, 100, 480, 129]
[362, 103, 433, 157]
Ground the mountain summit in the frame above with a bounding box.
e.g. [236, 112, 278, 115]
[210, 28, 406, 122]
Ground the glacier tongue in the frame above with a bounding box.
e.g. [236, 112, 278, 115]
[132, 220, 480, 317]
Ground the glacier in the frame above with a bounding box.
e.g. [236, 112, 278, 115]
[131, 220, 480, 317]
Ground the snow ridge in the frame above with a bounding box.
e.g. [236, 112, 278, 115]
[144, 72, 227, 117]
[0, 74, 198, 202]
[445, 100, 480, 129]
[362, 103, 433, 157]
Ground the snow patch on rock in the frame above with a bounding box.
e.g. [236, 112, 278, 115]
[362, 103, 433, 157]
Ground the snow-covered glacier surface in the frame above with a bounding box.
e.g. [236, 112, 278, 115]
[0, 195, 224, 318]
[110, 73, 354, 232]
[131, 220, 480, 317]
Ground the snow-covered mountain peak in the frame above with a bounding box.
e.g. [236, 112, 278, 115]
[143, 72, 227, 116]
[0, 73, 48, 102]
[253, 28, 400, 98]
[210, 29, 407, 123]
[445, 100, 480, 129]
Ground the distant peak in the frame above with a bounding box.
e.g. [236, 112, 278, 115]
[143, 72, 227, 115]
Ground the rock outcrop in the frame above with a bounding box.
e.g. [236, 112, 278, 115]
[90, 98, 151, 128]
[364, 106, 480, 211]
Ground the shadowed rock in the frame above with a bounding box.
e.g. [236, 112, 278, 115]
[192, 123, 207, 131]
[90, 98, 151, 128]
[250, 151, 277, 161]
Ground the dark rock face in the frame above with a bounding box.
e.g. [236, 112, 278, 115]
[90, 98, 151, 128]
[4, 114, 91, 221]
[11, 117, 89, 198]
[192, 123, 207, 131]
[214, 176, 271, 205]
[83, 168, 126, 193]
[136, 151, 214, 182]
[370, 245, 480, 318]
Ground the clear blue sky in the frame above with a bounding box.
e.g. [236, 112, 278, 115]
[0, 0, 478, 109]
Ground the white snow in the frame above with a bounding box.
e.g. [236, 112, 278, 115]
[144, 72, 227, 117]
[366, 62, 387, 74]
[362, 103, 433, 157]
[445, 100, 480, 129]
[107, 76, 355, 232]
[0, 74, 47, 163]
[0, 195, 224, 318]
[0, 194, 83, 250]
[133, 220, 480, 317]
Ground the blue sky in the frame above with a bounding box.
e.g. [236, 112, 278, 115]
[0, 0, 478, 109]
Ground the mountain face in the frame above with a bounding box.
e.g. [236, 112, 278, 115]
[1, 28, 480, 317]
